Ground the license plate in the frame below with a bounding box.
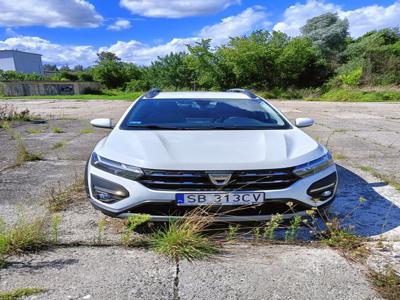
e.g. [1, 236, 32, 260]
[176, 192, 265, 206]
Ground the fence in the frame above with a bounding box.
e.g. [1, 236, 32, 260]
[0, 81, 101, 96]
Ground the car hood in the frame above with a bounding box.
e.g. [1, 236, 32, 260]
[95, 129, 325, 170]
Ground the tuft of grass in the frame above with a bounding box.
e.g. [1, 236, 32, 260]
[121, 214, 151, 246]
[51, 214, 62, 244]
[0, 288, 45, 300]
[96, 217, 107, 244]
[47, 180, 84, 212]
[51, 127, 64, 134]
[369, 267, 400, 300]
[15, 141, 42, 166]
[26, 128, 43, 135]
[226, 224, 240, 241]
[333, 152, 347, 160]
[150, 210, 218, 262]
[1, 121, 10, 130]
[322, 226, 368, 260]
[359, 165, 400, 192]
[0, 215, 48, 260]
[80, 128, 94, 134]
[51, 141, 67, 149]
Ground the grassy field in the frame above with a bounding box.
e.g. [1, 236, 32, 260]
[0, 92, 142, 101]
[1, 88, 400, 102]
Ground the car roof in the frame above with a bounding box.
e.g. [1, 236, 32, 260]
[145, 91, 256, 100]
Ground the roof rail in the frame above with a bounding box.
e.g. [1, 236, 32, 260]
[144, 88, 160, 98]
[226, 88, 257, 99]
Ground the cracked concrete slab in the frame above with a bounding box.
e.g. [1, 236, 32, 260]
[1, 99, 400, 299]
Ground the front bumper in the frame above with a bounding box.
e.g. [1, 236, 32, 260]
[86, 163, 337, 221]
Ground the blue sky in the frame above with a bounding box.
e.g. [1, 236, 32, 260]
[0, 0, 398, 66]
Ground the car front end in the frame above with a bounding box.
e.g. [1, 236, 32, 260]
[85, 90, 338, 221]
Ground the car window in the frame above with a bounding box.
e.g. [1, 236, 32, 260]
[120, 98, 291, 130]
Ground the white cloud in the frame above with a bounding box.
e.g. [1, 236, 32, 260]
[107, 19, 132, 31]
[340, 2, 400, 37]
[273, 0, 340, 36]
[101, 38, 200, 65]
[0, 6, 270, 66]
[273, 0, 400, 37]
[120, 0, 240, 18]
[0, 0, 103, 28]
[199, 6, 270, 45]
[0, 36, 97, 66]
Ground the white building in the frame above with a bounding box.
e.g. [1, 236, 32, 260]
[0, 50, 43, 75]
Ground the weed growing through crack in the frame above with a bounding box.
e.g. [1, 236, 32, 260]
[26, 128, 43, 135]
[51, 214, 62, 244]
[369, 267, 400, 300]
[285, 215, 302, 242]
[96, 217, 107, 244]
[226, 224, 239, 241]
[51, 127, 64, 134]
[47, 180, 84, 212]
[0, 287, 45, 300]
[51, 141, 67, 149]
[253, 227, 261, 242]
[150, 210, 219, 262]
[15, 142, 42, 166]
[80, 128, 94, 134]
[264, 214, 283, 240]
[360, 165, 400, 192]
[0, 214, 49, 267]
[121, 214, 151, 246]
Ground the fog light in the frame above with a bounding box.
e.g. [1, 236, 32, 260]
[91, 174, 129, 203]
[321, 190, 332, 197]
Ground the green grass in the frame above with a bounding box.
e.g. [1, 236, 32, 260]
[150, 217, 218, 262]
[0, 288, 45, 300]
[0, 92, 142, 101]
[47, 180, 84, 212]
[369, 267, 400, 300]
[80, 128, 94, 134]
[26, 128, 43, 135]
[0, 215, 48, 263]
[51, 141, 67, 149]
[51, 127, 64, 133]
[310, 88, 400, 102]
[360, 165, 400, 192]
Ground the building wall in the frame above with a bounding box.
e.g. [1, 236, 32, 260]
[0, 81, 101, 96]
[0, 52, 16, 71]
[12, 51, 43, 75]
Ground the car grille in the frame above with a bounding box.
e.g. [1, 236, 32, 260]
[127, 199, 308, 216]
[138, 168, 299, 191]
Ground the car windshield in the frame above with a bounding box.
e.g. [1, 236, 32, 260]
[120, 98, 291, 130]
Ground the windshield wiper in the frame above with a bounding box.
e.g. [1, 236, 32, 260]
[127, 124, 188, 130]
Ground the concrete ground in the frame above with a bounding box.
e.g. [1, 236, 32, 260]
[0, 99, 400, 299]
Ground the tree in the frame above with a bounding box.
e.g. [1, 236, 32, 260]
[301, 13, 349, 62]
[277, 37, 329, 87]
[92, 52, 127, 89]
[219, 30, 289, 89]
[185, 39, 235, 90]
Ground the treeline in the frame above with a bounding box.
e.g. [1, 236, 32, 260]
[1, 13, 399, 97]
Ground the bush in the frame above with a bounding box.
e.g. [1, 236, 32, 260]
[319, 88, 400, 102]
[339, 67, 363, 86]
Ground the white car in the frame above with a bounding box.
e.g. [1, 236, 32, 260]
[85, 89, 337, 221]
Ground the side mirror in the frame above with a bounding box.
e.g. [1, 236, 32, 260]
[90, 118, 113, 129]
[295, 117, 314, 128]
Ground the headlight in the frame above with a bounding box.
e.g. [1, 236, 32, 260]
[293, 152, 334, 178]
[90, 152, 143, 180]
